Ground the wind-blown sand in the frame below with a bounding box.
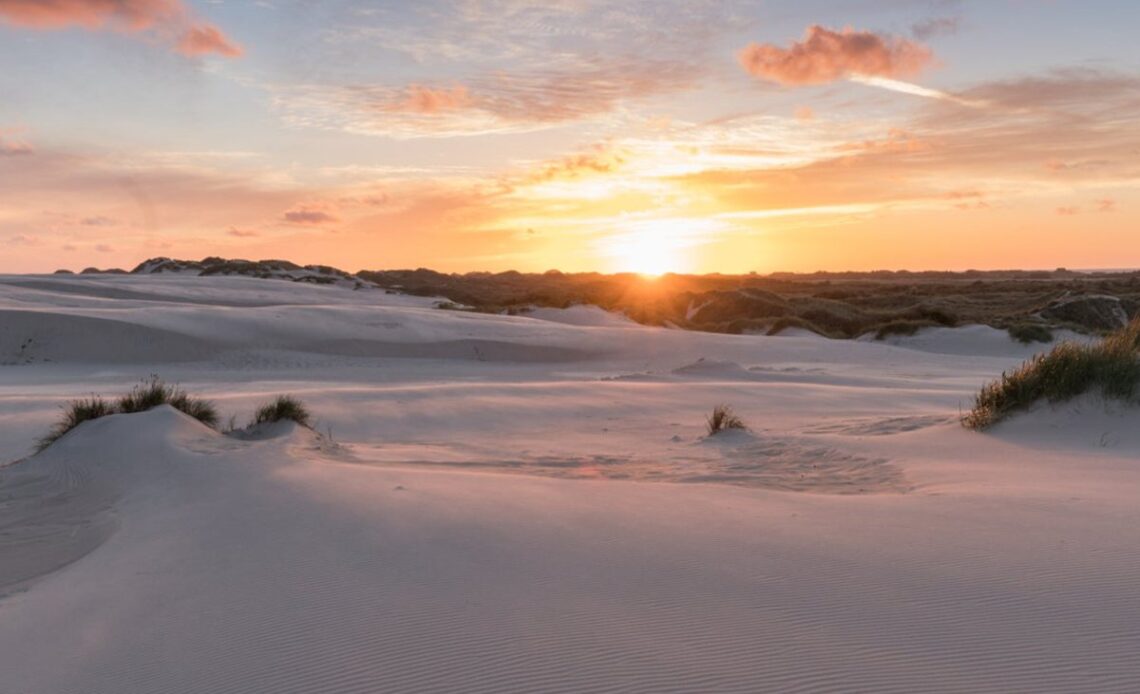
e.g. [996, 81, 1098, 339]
[2, 274, 1139, 692]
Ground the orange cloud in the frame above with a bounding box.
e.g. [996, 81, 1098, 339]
[738, 25, 933, 86]
[0, 0, 241, 58]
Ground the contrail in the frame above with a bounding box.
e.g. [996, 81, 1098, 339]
[849, 74, 988, 108]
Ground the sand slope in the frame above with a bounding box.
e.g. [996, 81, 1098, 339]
[2, 274, 1140, 692]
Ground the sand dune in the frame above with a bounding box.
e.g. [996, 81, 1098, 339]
[2, 274, 1139, 692]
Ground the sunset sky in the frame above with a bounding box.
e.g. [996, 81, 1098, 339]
[1, 0, 1137, 274]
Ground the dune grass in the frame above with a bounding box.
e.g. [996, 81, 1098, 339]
[251, 395, 312, 428]
[964, 320, 1140, 430]
[707, 404, 747, 436]
[117, 376, 218, 428]
[36, 377, 217, 452]
[36, 396, 116, 452]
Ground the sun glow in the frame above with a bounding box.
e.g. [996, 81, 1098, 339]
[599, 217, 726, 276]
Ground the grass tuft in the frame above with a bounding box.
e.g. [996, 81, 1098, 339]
[251, 395, 311, 428]
[117, 376, 218, 428]
[36, 396, 115, 452]
[706, 404, 747, 436]
[964, 319, 1140, 430]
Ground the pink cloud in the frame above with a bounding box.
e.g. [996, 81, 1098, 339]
[0, 0, 176, 29]
[394, 85, 474, 114]
[0, 0, 241, 58]
[0, 136, 32, 156]
[1096, 198, 1116, 212]
[226, 227, 259, 237]
[177, 23, 241, 57]
[1056, 206, 1079, 216]
[738, 25, 933, 86]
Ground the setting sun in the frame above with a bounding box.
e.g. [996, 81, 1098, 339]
[600, 218, 725, 275]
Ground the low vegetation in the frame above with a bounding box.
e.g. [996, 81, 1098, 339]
[964, 320, 1140, 430]
[36, 378, 313, 452]
[706, 404, 747, 436]
[356, 266, 1139, 338]
[1007, 322, 1054, 344]
[251, 395, 312, 428]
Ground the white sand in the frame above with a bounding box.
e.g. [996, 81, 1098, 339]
[1, 274, 1139, 692]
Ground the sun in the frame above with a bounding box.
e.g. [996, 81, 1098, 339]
[624, 243, 681, 277]
[601, 217, 715, 276]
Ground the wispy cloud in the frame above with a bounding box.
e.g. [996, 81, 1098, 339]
[911, 16, 960, 41]
[275, 58, 700, 138]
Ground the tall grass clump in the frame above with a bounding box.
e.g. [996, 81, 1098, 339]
[117, 376, 218, 428]
[706, 404, 747, 436]
[36, 396, 115, 452]
[35, 376, 219, 453]
[251, 395, 311, 428]
[964, 319, 1140, 430]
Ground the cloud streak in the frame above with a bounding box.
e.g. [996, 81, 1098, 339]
[738, 25, 932, 86]
[0, 0, 242, 58]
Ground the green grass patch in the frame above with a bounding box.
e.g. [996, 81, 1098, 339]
[964, 320, 1140, 430]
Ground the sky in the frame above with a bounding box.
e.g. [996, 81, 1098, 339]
[0, 0, 1137, 275]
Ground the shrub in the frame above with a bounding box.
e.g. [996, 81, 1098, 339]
[251, 395, 311, 428]
[36, 396, 115, 452]
[964, 320, 1140, 430]
[1007, 322, 1054, 344]
[117, 376, 218, 428]
[706, 404, 747, 436]
[873, 319, 936, 340]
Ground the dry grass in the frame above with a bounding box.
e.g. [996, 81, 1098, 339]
[707, 404, 747, 436]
